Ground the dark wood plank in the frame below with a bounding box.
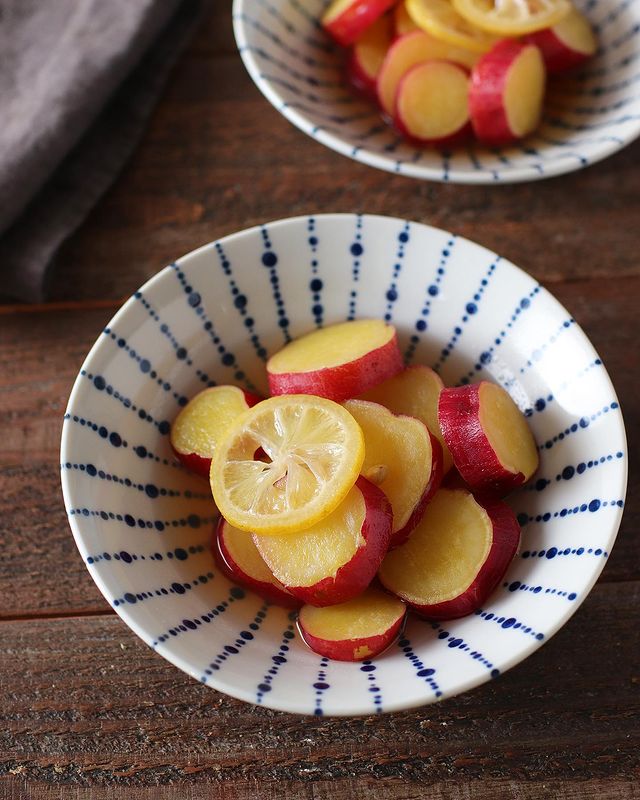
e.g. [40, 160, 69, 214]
[44, 4, 640, 302]
[2, 780, 640, 800]
[0, 581, 638, 789]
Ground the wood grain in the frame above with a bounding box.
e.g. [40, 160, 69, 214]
[42, 4, 640, 303]
[2, 782, 640, 800]
[1, 581, 639, 789]
[0, 1, 638, 795]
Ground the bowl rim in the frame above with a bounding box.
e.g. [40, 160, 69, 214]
[232, 0, 640, 185]
[61, 213, 629, 715]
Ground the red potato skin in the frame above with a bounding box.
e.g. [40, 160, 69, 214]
[214, 519, 300, 609]
[395, 498, 521, 620]
[469, 40, 544, 146]
[323, 0, 397, 47]
[392, 62, 472, 148]
[438, 383, 533, 496]
[171, 389, 262, 477]
[298, 606, 406, 661]
[524, 27, 593, 74]
[285, 476, 393, 607]
[346, 48, 378, 99]
[390, 432, 443, 548]
[267, 331, 403, 402]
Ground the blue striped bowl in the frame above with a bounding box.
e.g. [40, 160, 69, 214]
[61, 214, 627, 715]
[233, 0, 640, 183]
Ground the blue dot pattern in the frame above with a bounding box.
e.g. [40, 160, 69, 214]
[397, 637, 442, 698]
[383, 222, 411, 323]
[459, 287, 541, 384]
[524, 451, 625, 492]
[260, 226, 291, 341]
[313, 657, 331, 715]
[171, 263, 259, 392]
[518, 318, 575, 374]
[360, 660, 384, 713]
[474, 609, 544, 641]
[114, 570, 215, 607]
[200, 604, 269, 681]
[538, 402, 620, 450]
[86, 542, 208, 566]
[427, 622, 498, 675]
[503, 580, 577, 602]
[153, 586, 247, 647]
[404, 237, 456, 363]
[347, 215, 363, 320]
[67, 507, 215, 533]
[517, 497, 624, 526]
[60, 462, 210, 500]
[431, 256, 500, 372]
[214, 241, 268, 361]
[79, 370, 172, 433]
[521, 546, 609, 560]
[306, 216, 324, 327]
[255, 612, 297, 702]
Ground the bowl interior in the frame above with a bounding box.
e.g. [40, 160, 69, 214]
[61, 214, 627, 715]
[233, 0, 640, 183]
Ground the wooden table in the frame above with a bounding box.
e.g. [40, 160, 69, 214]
[1, 4, 639, 798]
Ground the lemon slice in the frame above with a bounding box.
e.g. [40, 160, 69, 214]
[210, 395, 364, 535]
[453, 0, 571, 35]
[406, 0, 499, 53]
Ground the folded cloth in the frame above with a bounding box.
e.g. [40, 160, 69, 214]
[0, 0, 207, 302]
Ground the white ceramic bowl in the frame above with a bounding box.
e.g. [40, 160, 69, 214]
[61, 214, 627, 716]
[233, 0, 640, 183]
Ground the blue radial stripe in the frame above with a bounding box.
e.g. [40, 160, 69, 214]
[516, 497, 624, 526]
[67, 507, 216, 533]
[474, 609, 544, 640]
[234, 15, 336, 69]
[458, 286, 541, 384]
[257, 73, 355, 105]
[286, 0, 322, 29]
[359, 660, 384, 714]
[397, 636, 442, 698]
[521, 545, 609, 560]
[214, 241, 268, 361]
[346, 215, 364, 321]
[60, 462, 211, 501]
[134, 290, 217, 388]
[255, 0, 333, 52]
[86, 542, 209, 566]
[62, 413, 187, 471]
[404, 236, 457, 363]
[431, 256, 500, 372]
[425, 621, 499, 676]
[306, 216, 324, 326]
[502, 579, 578, 602]
[260, 225, 291, 342]
[255, 613, 297, 703]
[170, 263, 259, 392]
[113, 569, 215, 607]
[199, 603, 270, 681]
[240, 46, 343, 89]
[79, 370, 171, 433]
[153, 586, 247, 647]
[518, 318, 576, 374]
[383, 221, 411, 323]
[312, 656, 331, 716]
[538, 401, 620, 451]
[524, 450, 625, 493]
[102, 328, 188, 406]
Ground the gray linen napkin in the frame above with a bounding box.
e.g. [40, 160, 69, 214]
[0, 0, 207, 302]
